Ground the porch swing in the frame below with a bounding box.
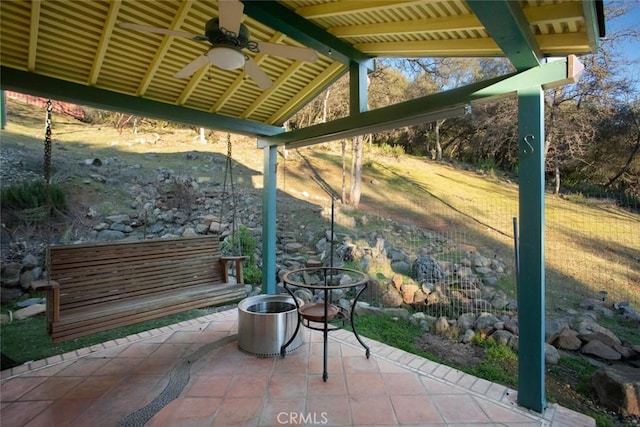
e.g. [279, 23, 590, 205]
[32, 106, 247, 343]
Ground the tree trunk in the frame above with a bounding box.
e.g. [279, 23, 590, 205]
[341, 139, 348, 203]
[199, 127, 206, 143]
[350, 135, 364, 208]
[435, 119, 444, 161]
[554, 160, 561, 194]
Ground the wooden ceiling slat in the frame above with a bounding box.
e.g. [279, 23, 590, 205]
[328, 14, 483, 38]
[89, 0, 123, 85]
[28, 0, 41, 71]
[296, 0, 423, 19]
[137, 0, 194, 96]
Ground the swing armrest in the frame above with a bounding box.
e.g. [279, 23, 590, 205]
[220, 256, 249, 284]
[31, 279, 59, 291]
[31, 280, 60, 329]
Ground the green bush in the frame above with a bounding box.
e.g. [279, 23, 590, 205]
[0, 181, 67, 221]
[222, 226, 261, 285]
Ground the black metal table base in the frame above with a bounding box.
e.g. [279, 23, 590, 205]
[280, 267, 370, 382]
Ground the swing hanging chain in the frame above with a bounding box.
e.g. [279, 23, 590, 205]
[219, 133, 240, 256]
[44, 99, 53, 185]
[43, 99, 53, 283]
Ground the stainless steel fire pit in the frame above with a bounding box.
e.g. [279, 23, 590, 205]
[237, 294, 303, 357]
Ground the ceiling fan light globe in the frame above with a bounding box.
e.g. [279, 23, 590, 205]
[209, 47, 245, 70]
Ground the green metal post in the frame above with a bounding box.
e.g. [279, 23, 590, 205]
[261, 143, 278, 294]
[1, 90, 6, 129]
[517, 85, 546, 413]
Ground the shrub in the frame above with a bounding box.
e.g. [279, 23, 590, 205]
[222, 226, 261, 285]
[0, 181, 67, 221]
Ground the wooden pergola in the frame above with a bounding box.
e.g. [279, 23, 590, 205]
[0, 0, 605, 414]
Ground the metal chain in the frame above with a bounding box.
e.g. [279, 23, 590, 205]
[44, 100, 52, 184]
[219, 133, 238, 254]
[43, 99, 53, 282]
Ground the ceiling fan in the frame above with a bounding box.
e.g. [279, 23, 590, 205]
[119, 0, 318, 90]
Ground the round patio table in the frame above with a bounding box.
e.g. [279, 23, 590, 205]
[280, 266, 370, 382]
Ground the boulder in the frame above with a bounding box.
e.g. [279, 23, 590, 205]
[592, 365, 640, 416]
[581, 340, 622, 361]
[411, 255, 445, 282]
[545, 342, 560, 365]
[549, 325, 582, 351]
[381, 284, 403, 307]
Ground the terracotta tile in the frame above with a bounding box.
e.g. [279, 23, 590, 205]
[306, 396, 352, 426]
[375, 359, 411, 374]
[267, 374, 307, 399]
[473, 396, 540, 424]
[63, 375, 121, 399]
[308, 355, 343, 376]
[272, 355, 308, 374]
[164, 331, 204, 344]
[185, 375, 233, 397]
[345, 373, 386, 395]
[1, 400, 53, 426]
[72, 396, 141, 426]
[23, 398, 95, 427]
[258, 397, 306, 427]
[0, 376, 47, 401]
[134, 356, 177, 376]
[420, 376, 466, 395]
[349, 395, 397, 426]
[309, 341, 341, 358]
[55, 358, 110, 377]
[226, 375, 269, 398]
[382, 372, 426, 395]
[431, 393, 491, 424]
[342, 355, 379, 373]
[237, 357, 275, 375]
[173, 397, 221, 419]
[116, 342, 161, 358]
[198, 357, 243, 375]
[390, 394, 445, 424]
[148, 343, 191, 359]
[211, 397, 262, 426]
[92, 357, 143, 376]
[307, 374, 347, 397]
[20, 376, 84, 400]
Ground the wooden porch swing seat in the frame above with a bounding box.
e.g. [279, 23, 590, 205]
[32, 235, 247, 343]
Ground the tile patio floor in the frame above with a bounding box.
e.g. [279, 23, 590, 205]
[1, 308, 594, 426]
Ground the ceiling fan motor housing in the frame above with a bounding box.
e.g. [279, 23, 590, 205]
[205, 18, 253, 51]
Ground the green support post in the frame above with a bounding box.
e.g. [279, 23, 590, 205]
[1, 90, 6, 129]
[261, 143, 278, 294]
[516, 85, 546, 413]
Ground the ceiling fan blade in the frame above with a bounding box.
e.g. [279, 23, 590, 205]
[218, 0, 244, 35]
[118, 23, 208, 41]
[244, 58, 273, 90]
[174, 55, 211, 79]
[256, 42, 318, 63]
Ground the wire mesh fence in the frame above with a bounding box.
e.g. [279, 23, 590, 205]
[344, 192, 639, 319]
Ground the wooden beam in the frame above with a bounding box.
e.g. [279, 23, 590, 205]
[89, 0, 122, 85]
[28, 0, 41, 72]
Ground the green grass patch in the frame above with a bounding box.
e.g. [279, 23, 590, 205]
[0, 306, 233, 366]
